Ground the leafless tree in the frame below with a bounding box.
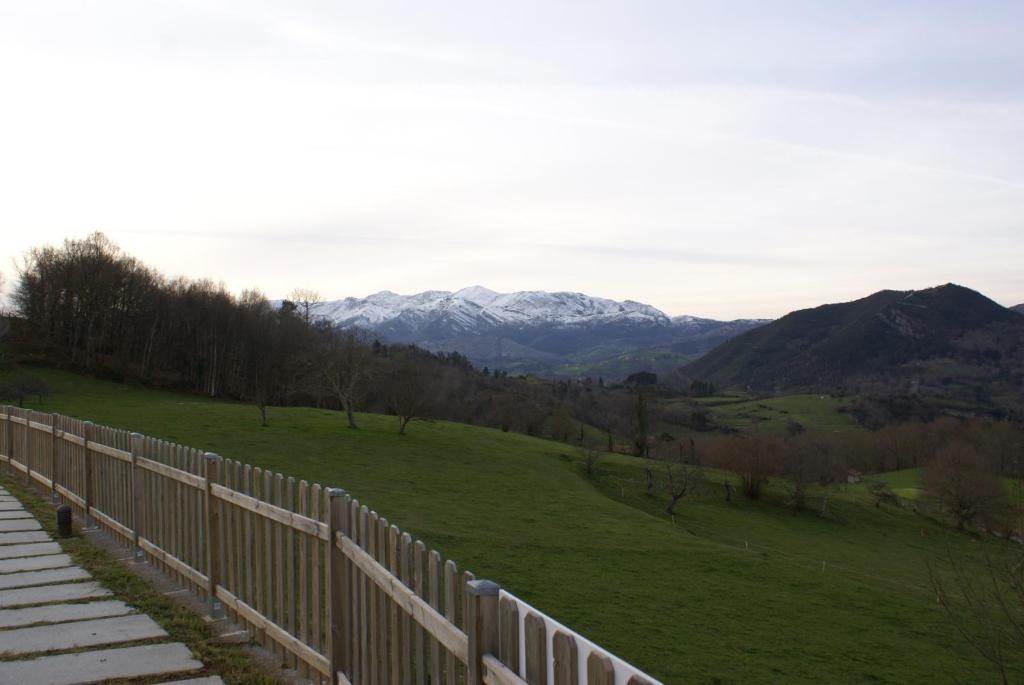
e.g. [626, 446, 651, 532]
[662, 441, 706, 515]
[579, 442, 603, 477]
[290, 288, 323, 325]
[385, 347, 434, 435]
[929, 548, 1024, 685]
[320, 328, 376, 429]
[925, 442, 1005, 530]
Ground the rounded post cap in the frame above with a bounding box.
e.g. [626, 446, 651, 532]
[466, 579, 501, 596]
[203, 451, 220, 462]
[328, 488, 348, 498]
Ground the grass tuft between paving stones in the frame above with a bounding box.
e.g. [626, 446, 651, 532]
[0, 473, 279, 685]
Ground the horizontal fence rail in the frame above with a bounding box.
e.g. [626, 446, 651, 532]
[0, 405, 662, 685]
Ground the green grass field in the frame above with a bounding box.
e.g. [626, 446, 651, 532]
[705, 393, 862, 434]
[4, 368, 1020, 684]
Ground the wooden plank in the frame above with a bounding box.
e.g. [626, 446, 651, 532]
[367, 510, 379, 685]
[553, 631, 578, 685]
[253, 467, 267, 648]
[429, 549, 442, 685]
[378, 516, 390, 685]
[138, 537, 210, 589]
[311, 482, 322, 660]
[355, 502, 368, 685]
[136, 456, 205, 490]
[274, 473, 285, 661]
[242, 464, 254, 636]
[414, 540, 427, 685]
[389, 525, 401, 685]
[54, 484, 85, 509]
[499, 596, 521, 672]
[211, 483, 327, 539]
[524, 612, 547, 685]
[484, 654, 529, 685]
[60, 431, 86, 447]
[582, 650, 613, 685]
[445, 559, 458, 685]
[401, 532, 413, 685]
[216, 586, 330, 677]
[338, 534, 470, 665]
[262, 469, 274, 651]
[298, 479, 310, 679]
[286, 475, 298, 669]
[89, 441, 131, 463]
[91, 505, 133, 541]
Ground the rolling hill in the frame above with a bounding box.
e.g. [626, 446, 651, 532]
[678, 284, 1024, 397]
[1013, 303, 1024, 315]
[3, 367, 1021, 683]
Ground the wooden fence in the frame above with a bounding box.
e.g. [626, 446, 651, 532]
[0, 405, 662, 685]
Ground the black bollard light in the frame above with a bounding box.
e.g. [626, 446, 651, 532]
[56, 505, 73, 538]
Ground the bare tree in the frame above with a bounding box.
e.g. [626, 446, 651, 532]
[290, 288, 323, 325]
[925, 442, 1005, 530]
[929, 548, 1024, 685]
[662, 440, 706, 515]
[320, 328, 375, 429]
[385, 347, 434, 435]
[710, 435, 782, 500]
[579, 441, 603, 477]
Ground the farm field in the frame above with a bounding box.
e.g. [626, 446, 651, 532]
[3, 367, 1020, 684]
[704, 393, 862, 434]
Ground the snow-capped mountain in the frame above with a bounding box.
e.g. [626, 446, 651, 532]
[312, 287, 768, 379]
[317, 286, 672, 331]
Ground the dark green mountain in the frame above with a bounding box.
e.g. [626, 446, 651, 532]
[1013, 303, 1024, 315]
[679, 284, 1024, 393]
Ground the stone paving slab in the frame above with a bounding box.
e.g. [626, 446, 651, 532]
[0, 553, 74, 575]
[0, 599, 132, 628]
[0, 503, 24, 511]
[0, 612, 167, 655]
[0, 542, 61, 560]
[0, 510, 32, 520]
[0, 581, 111, 608]
[0, 565, 90, 590]
[158, 677, 225, 685]
[0, 519, 42, 533]
[0, 642, 204, 685]
[0, 530, 51, 545]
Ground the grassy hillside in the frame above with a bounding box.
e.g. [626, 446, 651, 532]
[700, 393, 862, 434]
[5, 368, 1021, 684]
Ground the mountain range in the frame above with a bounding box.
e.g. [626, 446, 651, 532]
[679, 284, 1024, 401]
[312, 286, 768, 379]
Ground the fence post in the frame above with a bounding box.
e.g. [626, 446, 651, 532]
[82, 421, 96, 529]
[50, 413, 60, 503]
[466, 579, 501, 685]
[203, 452, 225, 620]
[328, 488, 349, 684]
[130, 433, 144, 561]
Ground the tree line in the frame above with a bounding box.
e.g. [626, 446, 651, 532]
[9, 233, 626, 435]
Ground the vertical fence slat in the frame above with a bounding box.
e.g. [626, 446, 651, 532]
[445, 559, 458, 685]
[525, 612, 548, 685]
[414, 540, 427, 685]
[586, 653, 615, 685]
[553, 631, 578, 685]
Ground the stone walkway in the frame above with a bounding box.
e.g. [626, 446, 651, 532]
[0, 486, 224, 685]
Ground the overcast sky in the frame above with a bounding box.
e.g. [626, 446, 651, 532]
[1, 1, 1022, 319]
